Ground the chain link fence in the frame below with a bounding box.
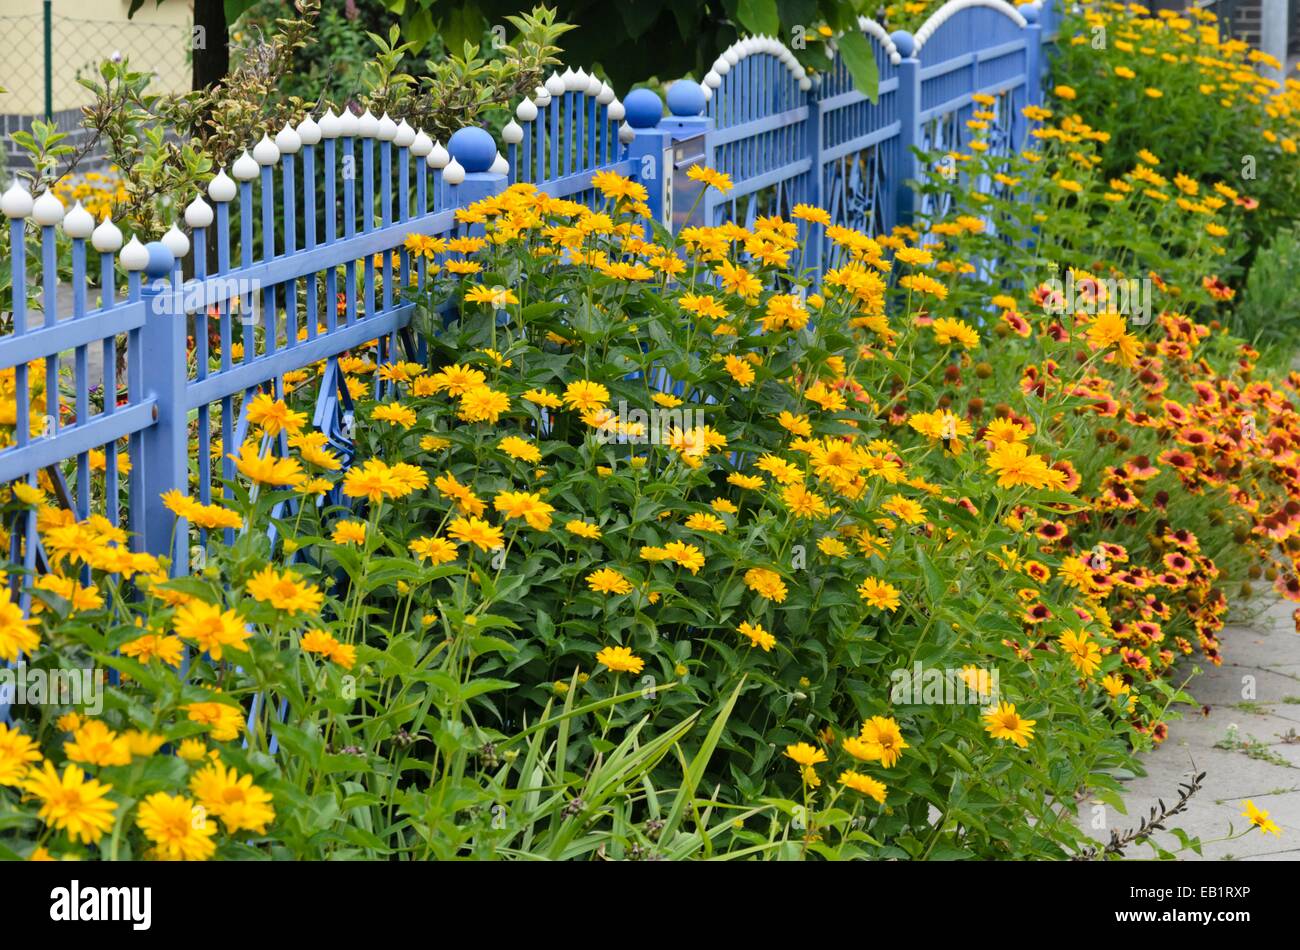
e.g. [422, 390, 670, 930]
[0, 7, 192, 173]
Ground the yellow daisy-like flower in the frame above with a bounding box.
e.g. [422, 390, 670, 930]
[839, 770, 887, 803]
[23, 762, 118, 844]
[983, 701, 1036, 748]
[595, 645, 644, 674]
[587, 567, 633, 595]
[174, 600, 252, 659]
[136, 791, 217, 861]
[331, 520, 367, 545]
[190, 761, 276, 835]
[784, 742, 827, 768]
[564, 519, 602, 540]
[737, 621, 776, 652]
[858, 577, 901, 612]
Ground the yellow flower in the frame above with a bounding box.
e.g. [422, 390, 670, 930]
[737, 621, 776, 651]
[499, 435, 542, 463]
[0, 721, 42, 786]
[245, 392, 306, 436]
[465, 284, 519, 308]
[839, 770, 887, 803]
[230, 442, 306, 487]
[184, 700, 244, 741]
[595, 645, 644, 673]
[784, 742, 827, 768]
[587, 567, 633, 595]
[408, 535, 458, 564]
[564, 519, 602, 540]
[174, 600, 252, 659]
[23, 762, 118, 844]
[64, 720, 132, 768]
[190, 761, 276, 834]
[373, 402, 417, 428]
[983, 701, 1036, 748]
[744, 567, 788, 603]
[331, 520, 367, 544]
[562, 380, 610, 413]
[136, 792, 216, 861]
[1059, 629, 1102, 677]
[493, 490, 555, 531]
[448, 516, 505, 552]
[0, 590, 40, 662]
[858, 577, 901, 611]
[245, 566, 325, 615]
[1241, 799, 1281, 836]
[686, 164, 733, 193]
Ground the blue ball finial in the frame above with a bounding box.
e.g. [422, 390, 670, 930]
[666, 80, 706, 117]
[1021, 3, 1040, 23]
[890, 30, 916, 59]
[447, 127, 497, 173]
[143, 241, 175, 279]
[624, 88, 664, 129]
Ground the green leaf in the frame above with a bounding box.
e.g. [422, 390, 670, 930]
[736, 0, 780, 37]
[837, 31, 880, 104]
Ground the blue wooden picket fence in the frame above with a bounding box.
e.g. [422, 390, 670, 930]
[0, 0, 1060, 602]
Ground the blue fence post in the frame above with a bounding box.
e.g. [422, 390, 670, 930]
[446, 127, 508, 212]
[1024, 3, 1043, 110]
[659, 80, 712, 233]
[623, 89, 673, 234]
[138, 240, 188, 573]
[892, 30, 922, 227]
[804, 79, 825, 276]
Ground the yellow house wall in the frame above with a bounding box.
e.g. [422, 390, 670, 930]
[0, 0, 192, 116]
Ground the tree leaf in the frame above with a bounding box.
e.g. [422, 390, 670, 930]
[837, 30, 880, 104]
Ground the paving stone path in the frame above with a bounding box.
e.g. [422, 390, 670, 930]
[1076, 594, 1300, 860]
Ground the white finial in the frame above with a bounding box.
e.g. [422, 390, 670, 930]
[702, 86, 713, 101]
[533, 87, 552, 108]
[585, 72, 602, 96]
[357, 109, 379, 137]
[410, 129, 433, 157]
[704, 71, 722, 89]
[608, 100, 625, 122]
[162, 222, 190, 258]
[338, 106, 360, 137]
[1, 180, 33, 218]
[516, 99, 538, 122]
[120, 236, 149, 271]
[394, 119, 416, 148]
[545, 72, 565, 96]
[443, 157, 465, 185]
[232, 149, 258, 180]
[62, 200, 94, 238]
[597, 82, 615, 105]
[713, 57, 731, 75]
[275, 122, 302, 154]
[209, 168, 237, 202]
[799, 76, 812, 92]
[618, 121, 635, 144]
[297, 115, 322, 146]
[490, 152, 509, 176]
[185, 195, 214, 229]
[376, 112, 398, 141]
[562, 67, 581, 92]
[32, 190, 65, 226]
[318, 108, 341, 139]
[91, 214, 123, 253]
[501, 120, 523, 144]
[253, 134, 280, 165]
[428, 141, 449, 169]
